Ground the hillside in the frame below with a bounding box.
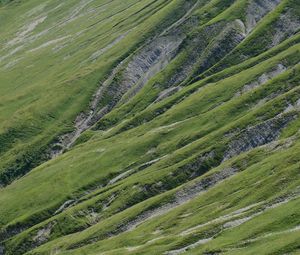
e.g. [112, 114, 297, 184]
[0, 0, 300, 254]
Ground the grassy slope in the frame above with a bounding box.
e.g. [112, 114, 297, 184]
[0, 0, 193, 185]
[0, 0, 300, 254]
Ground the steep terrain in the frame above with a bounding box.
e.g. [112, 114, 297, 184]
[0, 0, 300, 254]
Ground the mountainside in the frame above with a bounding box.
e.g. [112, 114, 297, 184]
[0, 0, 300, 254]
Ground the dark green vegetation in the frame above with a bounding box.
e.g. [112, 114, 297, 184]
[0, 0, 299, 254]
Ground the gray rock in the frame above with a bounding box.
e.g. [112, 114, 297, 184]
[245, 0, 281, 34]
[0, 245, 4, 255]
[223, 114, 295, 160]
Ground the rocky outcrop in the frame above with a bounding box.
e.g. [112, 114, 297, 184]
[0, 245, 4, 255]
[112, 34, 184, 105]
[49, 1, 201, 155]
[66, 165, 239, 250]
[223, 113, 295, 160]
[48, 16, 188, 157]
[270, 10, 300, 47]
[245, 0, 282, 33]
[1, 1, 299, 254]
[32, 222, 55, 245]
[174, 167, 238, 203]
[189, 19, 246, 78]
[54, 200, 76, 215]
[235, 63, 287, 97]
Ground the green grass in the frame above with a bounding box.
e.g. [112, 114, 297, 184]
[0, 0, 300, 254]
[0, 0, 196, 185]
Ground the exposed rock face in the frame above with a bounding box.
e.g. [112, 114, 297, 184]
[48, 0, 289, 157]
[223, 114, 295, 160]
[175, 167, 238, 203]
[203, 0, 294, 76]
[190, 19, 246, 77]
[245, 0, 282, 33]
[271, 11, 300, 47]
[284, 98, 300, 113]
[54, 200, 76, 215]
[114, 35, 185, 104]
[32, 223, 55, 245]
[1, 0, 300, 254]
[49, 29, 185, 158]
[0, 245, 4, 255]
[99, 167, 238, 239]
[165, 22, 226, 87]
[235, 63, 287, 97]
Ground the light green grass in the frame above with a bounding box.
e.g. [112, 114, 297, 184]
[0, 0, 299, 254]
